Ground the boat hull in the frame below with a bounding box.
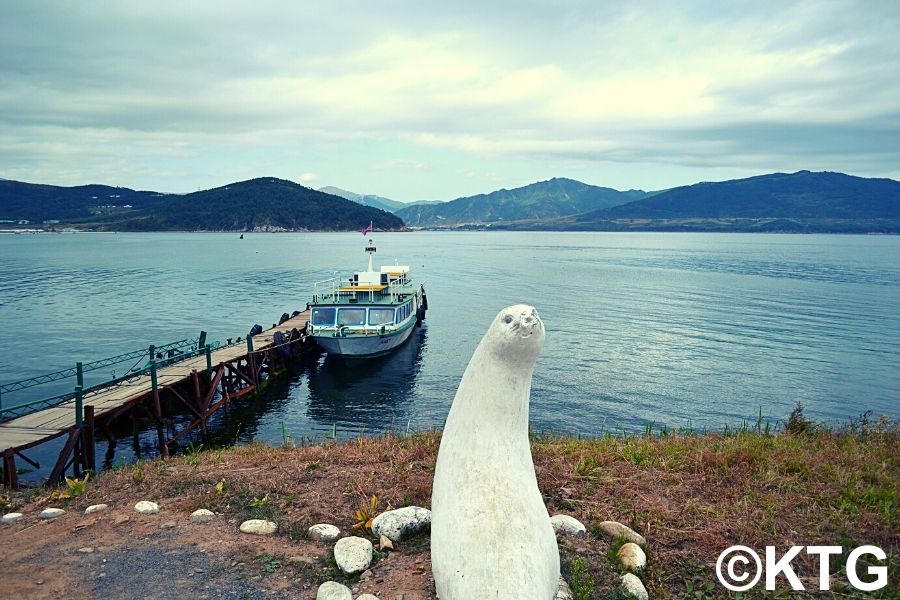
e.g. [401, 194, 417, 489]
[311, 322, 416, 357]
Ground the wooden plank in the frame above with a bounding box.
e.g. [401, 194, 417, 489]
[0, 311, 310, 455]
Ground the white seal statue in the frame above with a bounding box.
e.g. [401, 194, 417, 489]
[431, 304, 559, 600]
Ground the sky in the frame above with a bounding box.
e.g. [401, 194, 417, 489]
[1, 1, 899, 202]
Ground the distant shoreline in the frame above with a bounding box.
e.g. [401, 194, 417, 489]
[2, 227, 897, 235]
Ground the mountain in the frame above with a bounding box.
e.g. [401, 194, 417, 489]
[395, 177, 648, 227]
[318, 186, 444, 214]
[318, 186, 407, 213]
[0, 178, 404, 231]
[567, 171, 900, 232]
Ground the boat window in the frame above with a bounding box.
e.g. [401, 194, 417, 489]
[395, 301, 411, 323]
[368, 308, 395, 326]
[337, 308, 366, 326]
[311, 307, 336, 326]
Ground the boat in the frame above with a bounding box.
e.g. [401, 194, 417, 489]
[307, 225, 427, 358]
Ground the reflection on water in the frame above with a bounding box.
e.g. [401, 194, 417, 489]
[306, 326, 427, 427]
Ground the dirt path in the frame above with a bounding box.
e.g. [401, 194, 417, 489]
[0, 504, 435, 600]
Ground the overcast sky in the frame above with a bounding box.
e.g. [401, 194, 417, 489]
[2, 1, 898, 201]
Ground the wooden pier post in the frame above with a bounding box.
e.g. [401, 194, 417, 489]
[3, 449, 16, 489]
[150, 361, 169, 458]
[247, 337, 258, 389]
[74, 385, 83, 428]
[82, 405, 96, 474]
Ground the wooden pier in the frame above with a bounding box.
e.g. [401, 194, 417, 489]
[1, 311, 313, 489]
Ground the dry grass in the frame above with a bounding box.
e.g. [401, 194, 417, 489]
[7, 420, 898, 598]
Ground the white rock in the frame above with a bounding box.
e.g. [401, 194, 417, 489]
[315, 581, 352, 600]
[550, 514, 586, 537]
[190, 509, 215, 523]
[84, 504, 108, 515]
[134, 501, 159, 515]
[239, 519, 277, 535]
[371, 506, 431, 542]
[379, 534, 393, 551]
[555, 576, 574, 600]
[40, 508, 66, 519]
[333, 536, 373, 575]
[308, 523, 340, 542]
[618, 542, 647, 570]
[2, 512, 24, 524]
[596, 521, 646, 546]
[621, 573, 649, 600]
[357, 595, 380, 600]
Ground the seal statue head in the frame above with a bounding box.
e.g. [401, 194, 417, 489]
[483, 303, 545, 366]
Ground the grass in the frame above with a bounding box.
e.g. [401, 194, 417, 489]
[9, 414, 898, 598]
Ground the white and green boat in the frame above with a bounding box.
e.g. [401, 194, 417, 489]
[307, 233, 427, 358]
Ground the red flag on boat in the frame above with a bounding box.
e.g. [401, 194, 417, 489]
[361, 221, 373, 236]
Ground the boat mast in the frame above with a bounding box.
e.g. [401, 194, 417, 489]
[364, 220, 376, 272]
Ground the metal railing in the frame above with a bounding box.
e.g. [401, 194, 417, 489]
[0, 333, 225, 422]
[312, 273, 414, 305]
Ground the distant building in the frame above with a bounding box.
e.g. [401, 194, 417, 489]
[17, 219, 29, 225]
[44, 219, 60, 224]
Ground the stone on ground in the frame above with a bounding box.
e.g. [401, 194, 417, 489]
[621, 573, 649, 600]
[84, 503, 108, 515]
[357, 595, 380, 600]
[550, 514, 586, 537]
[40, 508, 66, 519]
[308, 523, 340, 542]
[596, 520, 646, 546]
[190, 509, 215, 523]
[333, 536, 373, 575]
[239, 519, 277, 535]
[315, 581, 352, 600]
[77, 547, 95, 554]
[379, 534, 394, 551]
[617, 542, 647, 570]
[555, 576, 574, 600]
[2, 512, 24, 524]
[134, 501, 159, 515]
[371, 506, 431, 542]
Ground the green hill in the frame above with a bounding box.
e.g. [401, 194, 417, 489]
[0, 180, 167, 222]
[395, 177, 648, 227]
[0, 178, 404, 231]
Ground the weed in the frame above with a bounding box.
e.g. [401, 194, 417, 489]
[569, 557, 595, 600]
[257, 553, 282, 573]
[575, 455, 601, 478]
[785, 401, 814, 435]
[184, 442, 203, 466]
[606, 535, 630, 570]
[65, 472, 90, 497]
[352, 494, 380, 531]
[683, 576, 717, 599]
[132, 461, 144, 483]
[280, 420, 294, 446]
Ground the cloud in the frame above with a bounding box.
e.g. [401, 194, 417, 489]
[373, 159, 426, 171]
[298, 172, 318, 183]
[0, 0, 898, 194]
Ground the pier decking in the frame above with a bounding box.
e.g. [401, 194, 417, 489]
[1, 311, 313, 488]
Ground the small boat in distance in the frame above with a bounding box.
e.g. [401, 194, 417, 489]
[307, 223, 427, 358]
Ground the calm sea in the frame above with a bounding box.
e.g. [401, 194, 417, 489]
[1, 232, 898, 479]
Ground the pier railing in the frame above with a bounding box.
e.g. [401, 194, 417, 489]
[0, 333, 235, 422]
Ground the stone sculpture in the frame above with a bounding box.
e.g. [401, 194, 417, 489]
[432, 305, 559, 599]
